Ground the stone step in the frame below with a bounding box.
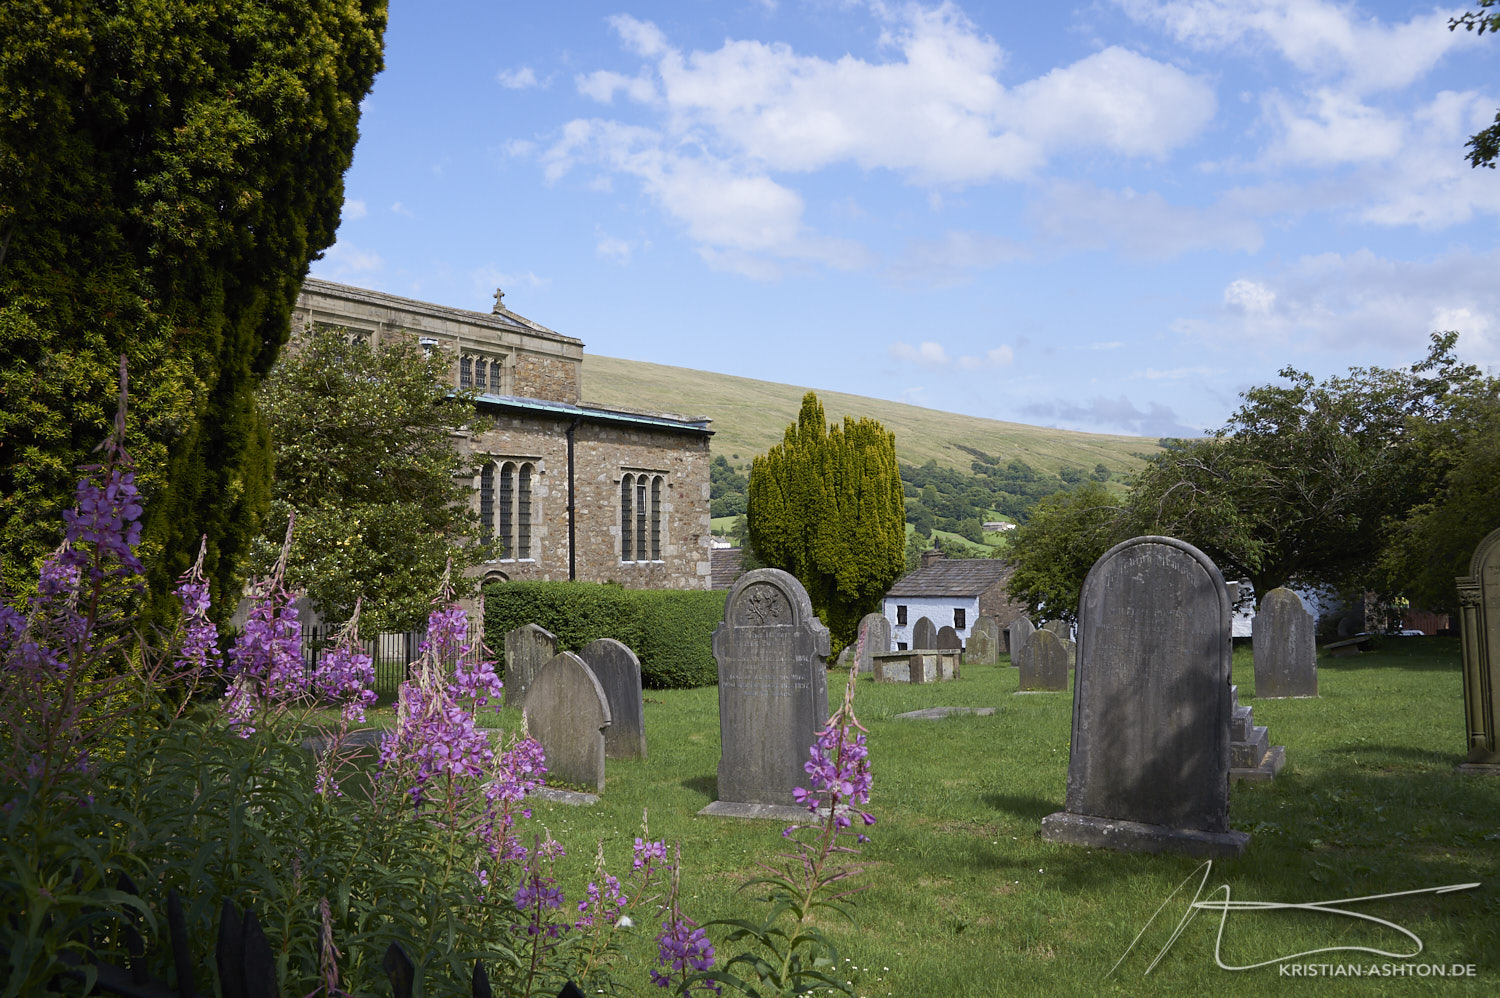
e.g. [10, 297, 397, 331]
[1231, 726, 1270, 769]
[1231, 704, 1254, 741]
[1232, 744, 1286, 783]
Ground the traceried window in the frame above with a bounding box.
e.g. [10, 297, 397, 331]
[620, 472, 665, 563]
[487, 460, 536, 561]
[460, 356, 473, 389]
[474, 358, 488, 392]
[517, 464, 532, 559]
[479, 464, 494, 543]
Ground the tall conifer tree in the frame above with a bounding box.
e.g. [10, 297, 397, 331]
[748, 393, 906, 649]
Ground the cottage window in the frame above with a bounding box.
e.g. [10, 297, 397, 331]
[896, 605, 908, 626]
[954, 608, 966, 630]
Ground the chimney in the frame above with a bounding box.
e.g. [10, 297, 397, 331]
[921, 548, 944, 569]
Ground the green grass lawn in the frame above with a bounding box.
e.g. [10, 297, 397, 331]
[351, 638, 1498, 996]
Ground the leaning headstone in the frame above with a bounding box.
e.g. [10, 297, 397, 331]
[1457, 527, 1500, 770]
[936, 625, 962, 651]
[1042, 619, 1072, 641]
[1041, 536, 1249, 857]
[577, 638, 648, 760]
[964, 615, 1001, 666]
[855, 613, 891, 674]
[503, 623, 558, 707]
[911, 616, 937, 650]
[702, 569, 830, 817]
[1006, 615, 1035, 659]
[1253, 588, 1317, 698]
[1018, 628, 1068, 692]
[524, 652, 611, 794]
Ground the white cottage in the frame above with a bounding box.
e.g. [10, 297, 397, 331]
[882, 551, 1025, 650]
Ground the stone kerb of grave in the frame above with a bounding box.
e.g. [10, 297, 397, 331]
[702, 568, 830, 819]
[911, 616, 938, 650]
[1017, 628, 1068, 692]
[577, 638, 648, 760]
[1457, 525, 1500, 770]
[936, 625, 962, 651]
[524, 651, 611, 794]
[1007, 615, 1035, 661]
[964, 615, 1001, 666]
[855, 612, 891, 674]
[503, 623, 558, 708]
[1252, 588, 1317, 699]
[1041, 535, 1249, 857]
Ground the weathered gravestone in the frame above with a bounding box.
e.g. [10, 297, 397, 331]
[1018, 628, 1068, 692]
[1457, 526, 1500, 770]
[1042, 619, 1072, 640]
[1041, 536, 1249, 857]
[936, 625, 962, 651]
[524, 652, 611, 793]
[855, 612, 891, 674]
[911, 616, 938, 650]
[1253, 588, 1317, 698]
[503, 623, 558, 708]
[702, 569, 830, 818]
[1006, 615, 1035, 659]
[577, 638, 648, 760]
[964, 615, 1001, 666]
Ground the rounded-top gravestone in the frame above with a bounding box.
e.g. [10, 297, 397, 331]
[577, 638, 648, 759]
[707, 569, 830, 811]
[1457, 526, 1500, 767]
[936, 625, 962, 651]
[964, 615, 1001, 666]
[1006, 615, 1035, 659]
[503, 623, 558, 707]
[524, 651, 612, 793]
[911, 616, 937, 650]
[1018, 628, 1068, 692]
[1252, 588, 1317, 699]
[1041, 535, 1248, 857]
[855, 612, 891, 673]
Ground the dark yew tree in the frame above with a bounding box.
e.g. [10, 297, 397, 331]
[0, 0, 387, 618]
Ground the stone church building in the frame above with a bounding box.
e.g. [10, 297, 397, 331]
[292, 278, 714, 590]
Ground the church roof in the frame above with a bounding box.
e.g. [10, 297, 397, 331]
[474, 394, 712, 435]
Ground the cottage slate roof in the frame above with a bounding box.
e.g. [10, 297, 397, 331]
[885, 559, 1014, 598]
[710, 548, 745, 590]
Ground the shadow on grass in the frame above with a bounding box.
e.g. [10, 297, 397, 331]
[1316, 636, 1462, 671]
[682, 774, 716, 801]
[982, 792, 1060, 822]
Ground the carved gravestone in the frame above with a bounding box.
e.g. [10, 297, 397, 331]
[577, 638, 648, 760]
[1041, 536, 1248, 857]
[855, 613, 891, 674]
[911, 616, 937, 650]
[704, 569, 830, 815]
[1006, 615, 1035, 660]
[1042, 619, 1072, 640]
[1253, 588, 1317, 698]
[524, 652, 611, 793]
[936, 625, 962, 651]
[1018, 628, 1068, 692]
[1457, 527, 1500, 769]
[503, 623, 558, 708]
[964, 615, 1001, 666]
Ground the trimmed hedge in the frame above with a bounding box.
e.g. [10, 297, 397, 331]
[482, 581, 727, 689]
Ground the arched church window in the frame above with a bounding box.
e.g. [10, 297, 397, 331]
[517, 463, 532, 560]
[620, 474, 634, 562]
[497, 462, 515, 558]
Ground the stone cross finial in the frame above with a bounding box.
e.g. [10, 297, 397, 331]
[493, 288, 505, 312]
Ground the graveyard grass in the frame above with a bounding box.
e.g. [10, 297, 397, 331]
[346, 637, 1496, 996]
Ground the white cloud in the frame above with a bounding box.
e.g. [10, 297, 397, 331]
[1260, 88, 1405, 166]
[1019, 395, 1202, 437]
[1116, 0, 1474, 96]
[496, 66, 539, 89]
[310, 241, 384, 282]
[1224, 278, 1275, 314]
[1129, 365, 1225, 381]
[1090, 340, 1126, 350]
[596, 232, 645, 264]
[470, 266, 549, 306]
[577, 69, 658, 104]
[342, 198, 367, 221]
[889, 341, 953, 366]
[1028, 181, 1263, 259]
[390, 201, 415, 218]
[886, 230, 1029, 285]
[958, 346, 1015, 369]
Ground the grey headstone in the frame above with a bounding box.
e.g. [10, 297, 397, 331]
[1018, 628, 1068, 692]
[964, 615, 1001, 666]
[1457, 527, 1500, 768]
[577, 638, 648, 759]
[936, 625, 962, 651]
[1252, 588, 1317, 698]
[524, 652, 611, 794]
[707, 569, 830, 809]
[1041, 536, 1249, 857]
[911, 616, 937, 650]
[855, 613, 891, 674]
[503, 623, 558, 707]
[1006, 615, 1035, 660]
[1042, 619, 1072, 641]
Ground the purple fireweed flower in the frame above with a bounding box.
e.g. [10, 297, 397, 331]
[61, 465, 144, 581]
[173, 542, 222, 674]
[633, 837, 669, 872]
[229, 587, 304, 699]
[651, 917, 718, 991]
[313, 643, 377, 720]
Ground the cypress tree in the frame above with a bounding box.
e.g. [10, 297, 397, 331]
[0, 0, 388, 618]
[748, 392, 906, 649]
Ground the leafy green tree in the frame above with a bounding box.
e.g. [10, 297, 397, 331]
[0, 0, 387, 618]
[1452, 2, 1500, 167]
[1004, 481, 1127, 623]
[251, 328, 486, 633]
[747, 393, 905, 649]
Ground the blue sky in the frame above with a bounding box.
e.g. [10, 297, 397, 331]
[311, 0, 1500, 438]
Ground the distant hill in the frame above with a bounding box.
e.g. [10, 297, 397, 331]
[582, 354, 1162, 475]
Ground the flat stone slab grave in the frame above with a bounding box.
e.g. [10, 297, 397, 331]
[531, 787, 600, 806]
[1040, 535, 1249, 858]
[895, 706, 998, 720]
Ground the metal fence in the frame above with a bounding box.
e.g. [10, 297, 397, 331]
[299, 627, 486, 700]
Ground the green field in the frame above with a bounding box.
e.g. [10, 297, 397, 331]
[347, 636, 1496, 996]
[583, 354, 1163, 475]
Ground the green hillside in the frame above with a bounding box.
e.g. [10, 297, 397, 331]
[582, 354, 1162, 474]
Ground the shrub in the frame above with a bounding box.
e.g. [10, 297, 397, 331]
[482, 582, 726, 689]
